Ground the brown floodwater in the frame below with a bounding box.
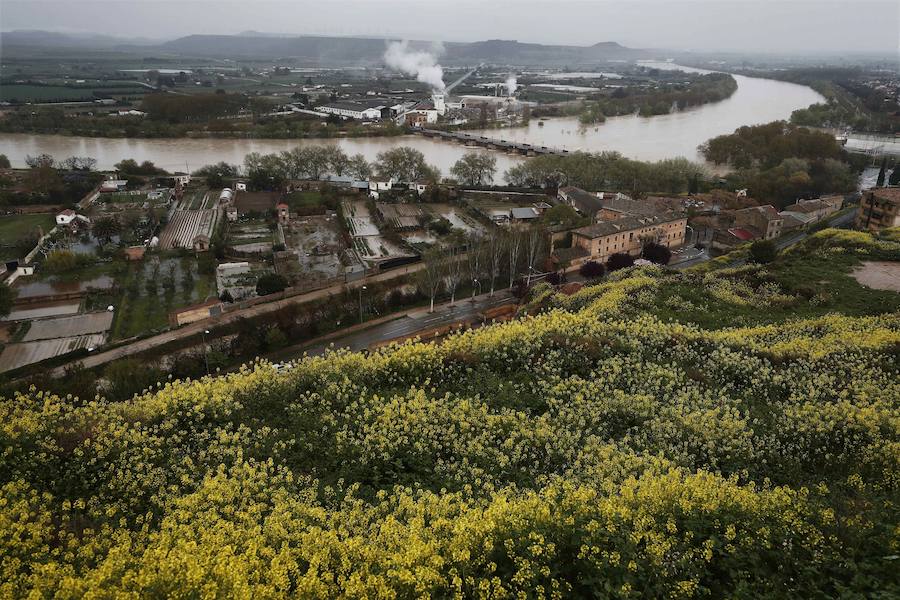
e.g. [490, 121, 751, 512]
[0, 63, 825, 176]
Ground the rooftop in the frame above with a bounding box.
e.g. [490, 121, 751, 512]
[783, 200, 829, 214]
[572, 212, 681, 239]
[736, 204, 781, 220]
[728, 228, 756, 241]
[870, 187, 900, 203]
[559, 186, 604, 214]
[318, 100, 386, 112]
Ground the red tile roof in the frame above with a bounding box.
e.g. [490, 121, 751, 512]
[728, 228, 755, 241]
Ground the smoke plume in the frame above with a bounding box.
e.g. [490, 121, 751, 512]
[384, 40, 445, 92]
[506, 74, 518, 95]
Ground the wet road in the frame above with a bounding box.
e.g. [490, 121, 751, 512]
[272, 291, 516, 360]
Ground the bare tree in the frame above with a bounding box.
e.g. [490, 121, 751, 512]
[465, 233, 485, 299]
[416, 248, 444, 313]
[444, 245, 463, 305]
[524, 228, 545, 286]
[507, 229, 523, 289]
[485, 233, 505, 297]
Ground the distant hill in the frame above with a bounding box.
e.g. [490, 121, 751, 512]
[147, 34, 650, 65]
[0, 29, 160, 49]
[1, 30, 650, 64]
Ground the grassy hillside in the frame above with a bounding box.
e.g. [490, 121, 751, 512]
[1, 229, 899, 597]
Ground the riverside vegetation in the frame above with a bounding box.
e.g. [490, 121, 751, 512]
[1, 228, 899, 597]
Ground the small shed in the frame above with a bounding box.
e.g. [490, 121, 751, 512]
[192, 234, 211, 252]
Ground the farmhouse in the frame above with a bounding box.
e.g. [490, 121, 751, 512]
[55, 209, 76, 226]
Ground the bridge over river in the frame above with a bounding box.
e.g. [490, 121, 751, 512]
[413, 128, 570, 156]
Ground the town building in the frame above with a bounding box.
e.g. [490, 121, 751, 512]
[399, 101, 440, 126]
[733, 205, 783, 240]
[856, 188, 900, 231]
[226, 205, 239, 222]
[570, 213, 687, 264]
[780, 198, 840, 225]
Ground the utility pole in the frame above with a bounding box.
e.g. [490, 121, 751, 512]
[358, 285, 367, 323]
[202, 329, 210, 375]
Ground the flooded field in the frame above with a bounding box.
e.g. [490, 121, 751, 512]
[2, 301, 81, 321]
[13, 275, 114, 299]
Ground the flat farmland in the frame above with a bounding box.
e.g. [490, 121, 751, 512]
[158, 209, 218, 250]
[235, 191, 279, 213]
[0, 85, 95, 102]
[0, 213, 55, 259]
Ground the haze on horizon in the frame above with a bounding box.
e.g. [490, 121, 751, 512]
[1, 0, 898, 56]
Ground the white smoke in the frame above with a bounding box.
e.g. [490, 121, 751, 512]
[506, 74, 518, 96]
[384, 40, 446, 92]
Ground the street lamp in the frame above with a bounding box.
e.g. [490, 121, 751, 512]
[202, 329, 210, 375]
[358, 285, 367, 323]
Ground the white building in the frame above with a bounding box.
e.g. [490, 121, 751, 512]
[315, 101, 384, 120]
[432, 93, 446, 115]
[56, 209, 76, 226]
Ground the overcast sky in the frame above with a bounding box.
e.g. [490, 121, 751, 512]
[2, 0, 898, 55]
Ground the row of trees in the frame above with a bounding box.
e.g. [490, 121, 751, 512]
[24, 154, 97, 172]
[580, 73, 738, 124]
[504, 151, 710, 195]
[239, 146, 443, 191]
[416, 228, 547, 312]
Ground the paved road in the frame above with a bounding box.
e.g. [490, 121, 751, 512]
[273, 291, 515, 359]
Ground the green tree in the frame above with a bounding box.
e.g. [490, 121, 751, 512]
[0, 154, 10, 169]
[889, 166, 900, 187]
[193, 162, 239, 188]
[579, 261, 605, 279]
[346, 154, 372, 180]
[256, 273, 288, 296]
[374, 147, 440, 183]
[450, 152, 497, 186]
[606, 252, 635, 271]
[540, 204, 584, 228]
[92, 216, 121, 246]
[102, 359, 162, 401]
[43, 250, 82, 273]
[749, 239, 778, 264]
[641, 242, 672, 265]
[0, 282, 15, 318]
[876, 158, 887, 187]
[264, 326, 288, 349]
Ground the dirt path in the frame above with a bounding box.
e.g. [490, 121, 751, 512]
[851, 261, 900, 292]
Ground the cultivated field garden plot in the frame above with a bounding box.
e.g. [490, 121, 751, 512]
[109, 255, 215, 339]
